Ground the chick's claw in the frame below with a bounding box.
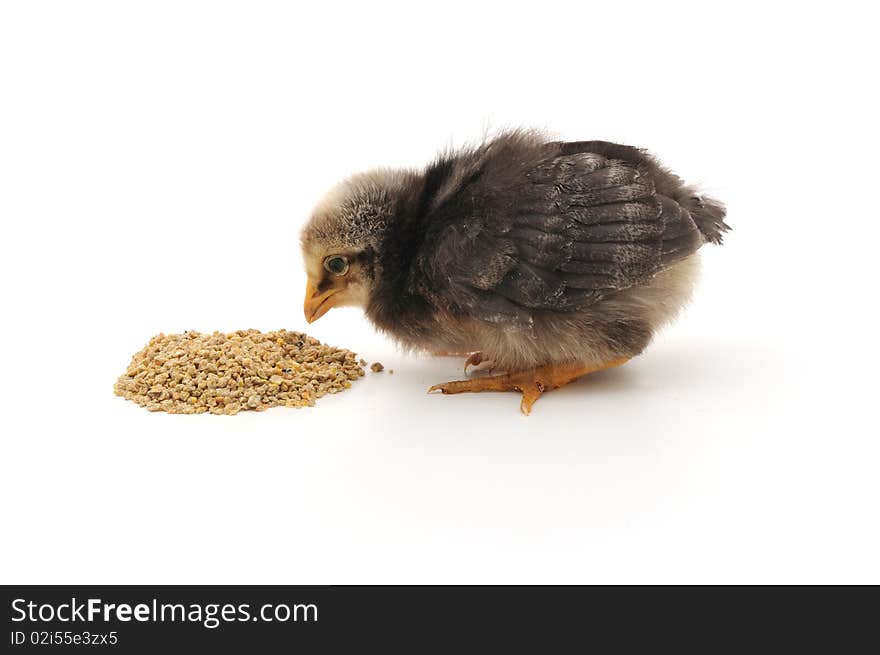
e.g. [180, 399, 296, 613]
[463, 351, 493, 374]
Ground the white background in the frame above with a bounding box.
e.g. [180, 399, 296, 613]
[1, 1, 878, 584]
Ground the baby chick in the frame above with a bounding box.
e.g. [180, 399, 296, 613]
[301, 131, 728, 414]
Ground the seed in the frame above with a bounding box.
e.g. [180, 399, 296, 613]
[114, 330, 366, 414]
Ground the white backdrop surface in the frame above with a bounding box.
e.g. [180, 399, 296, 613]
[1, 1, 877, 583]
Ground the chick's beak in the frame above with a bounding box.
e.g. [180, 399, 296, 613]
[304, 276, 344, 323]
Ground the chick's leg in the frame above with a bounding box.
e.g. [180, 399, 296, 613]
[428, 358, 630, 415]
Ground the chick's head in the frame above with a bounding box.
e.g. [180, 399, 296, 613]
[300, 168, 414, 323]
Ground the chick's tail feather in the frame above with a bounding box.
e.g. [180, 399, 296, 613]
[686, 193, 729, 245]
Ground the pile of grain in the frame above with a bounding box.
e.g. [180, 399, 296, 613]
[114, 329, 364, 414]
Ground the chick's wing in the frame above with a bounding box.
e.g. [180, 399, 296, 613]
[414, 144, 702, 326]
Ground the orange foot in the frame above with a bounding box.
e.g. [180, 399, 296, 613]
[428, 358, 630, 415]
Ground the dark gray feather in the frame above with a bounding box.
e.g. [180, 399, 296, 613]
[409, 134, 728, 327]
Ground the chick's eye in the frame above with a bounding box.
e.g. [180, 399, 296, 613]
[324, 255, 349, 275]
